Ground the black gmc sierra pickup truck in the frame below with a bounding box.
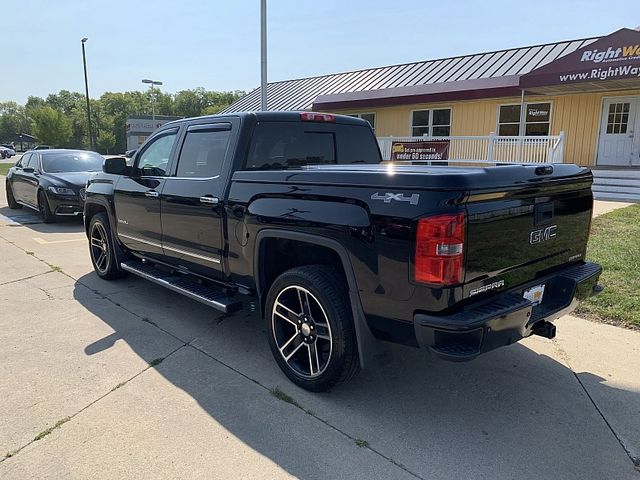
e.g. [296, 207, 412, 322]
[84, 111, 602, 391]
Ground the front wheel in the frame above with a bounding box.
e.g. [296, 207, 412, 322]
[265, 265, 360, 392]
[88, 212, 125, 280]
[38, 190, 56, 223]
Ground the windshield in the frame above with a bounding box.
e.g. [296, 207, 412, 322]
[41, 152, 104, 173]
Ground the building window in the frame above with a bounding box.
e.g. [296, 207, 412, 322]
[606, 102, 630, 134]
[498, 102, 551, 136]
[411, 109, 451, 137]
[347, 112, 376, 130]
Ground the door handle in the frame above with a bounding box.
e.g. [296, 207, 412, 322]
[199, 196, 219, 205]
[145, 190, 159, 198]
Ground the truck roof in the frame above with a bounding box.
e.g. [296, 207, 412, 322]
[163, 111, 370, 128]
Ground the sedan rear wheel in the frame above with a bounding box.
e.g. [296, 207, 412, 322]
[5, 181, 22, 209]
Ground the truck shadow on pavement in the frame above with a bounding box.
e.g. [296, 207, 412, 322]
[73, 272, 637, 480]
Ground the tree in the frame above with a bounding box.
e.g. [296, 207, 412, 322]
[46, 90, 86, 116]
[30, 106, 72, 147]
[96, 130, 116, 154]
[0, 102, 32, 141]
[25, 96, 46, 113]
[3, 88, 245, 152]
[174, 88, 244, 117]
[202, 90, 244, 115]
[174, 88, 207, 117]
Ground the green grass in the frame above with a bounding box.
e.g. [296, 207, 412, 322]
[33, 417, 71, 441]
[269, 387, 300, 408]
[148, 357, 164, 368]
[354, 438, 369, 448]
[575, 204, 640, 329]
[0, 163, 14, 176]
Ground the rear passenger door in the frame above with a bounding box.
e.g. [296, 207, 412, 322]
[20, 153, 40, 206]
[10, 153, 32, 203]
[159, 120, 235, 278]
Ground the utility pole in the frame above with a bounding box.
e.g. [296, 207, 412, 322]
[81, 38, 94, 150]
[260, 0, 267, 111]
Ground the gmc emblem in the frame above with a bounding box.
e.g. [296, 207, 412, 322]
[529, 225, 557, 244]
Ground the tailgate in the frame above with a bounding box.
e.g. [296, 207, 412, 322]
[463, 165, 593, 298]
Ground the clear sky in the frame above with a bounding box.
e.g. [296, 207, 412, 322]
[1, 0, 637, 104]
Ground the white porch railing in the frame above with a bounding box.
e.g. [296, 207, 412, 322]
[377, 132, 565, 164]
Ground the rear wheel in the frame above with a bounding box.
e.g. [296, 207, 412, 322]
[5, 181, 22, 209]
[265, 265, 360, 392]
[37, 190, 55, 223]
[89, 212, 125, 280]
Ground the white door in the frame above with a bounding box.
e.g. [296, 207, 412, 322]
[597, 97, 640, 166]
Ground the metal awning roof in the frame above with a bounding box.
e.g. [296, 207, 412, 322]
[222, 35, 599, 112]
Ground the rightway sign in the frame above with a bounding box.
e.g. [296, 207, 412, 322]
[521, 28, 640, 88]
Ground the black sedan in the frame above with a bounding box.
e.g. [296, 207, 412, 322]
[5, 149, 104, 223]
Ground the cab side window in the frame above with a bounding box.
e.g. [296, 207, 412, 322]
[176, 124, 231, 178]
[136, 131, 178, 176]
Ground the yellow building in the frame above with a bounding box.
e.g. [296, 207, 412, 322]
[223, 28, 640, 199]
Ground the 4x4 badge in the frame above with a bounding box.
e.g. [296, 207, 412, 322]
[371, 192, 420, 205]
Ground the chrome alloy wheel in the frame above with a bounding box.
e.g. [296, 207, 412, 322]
[271, 285, 333, 378]
[90, 222, 110, 273]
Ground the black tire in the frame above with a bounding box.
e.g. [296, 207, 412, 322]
[265, 265, 360, 392]
[5, 180, 22, 209]
[88, 212, 125, 280]
[38, 190, 56, 223]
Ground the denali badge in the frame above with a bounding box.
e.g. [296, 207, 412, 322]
[470, 280, 505, 297]
[529, 225, 557, 244]
[371, 192, 420, 205]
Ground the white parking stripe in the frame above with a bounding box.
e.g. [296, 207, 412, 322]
[33, 237, 85, 245]
[0, 213, 20, 225]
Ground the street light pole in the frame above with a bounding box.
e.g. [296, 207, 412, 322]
[260, 0, 267, 111]
[142, 79, 163, 121]
[81, 38, 94, 150]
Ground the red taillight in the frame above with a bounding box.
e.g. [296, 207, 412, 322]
[414, 213, 465, 285]
[300, 112, 335, 122]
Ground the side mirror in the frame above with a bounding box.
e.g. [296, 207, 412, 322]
[22, 167, 35, 173]
[125, 149, 137, 159]
[103, 157, 127, 175]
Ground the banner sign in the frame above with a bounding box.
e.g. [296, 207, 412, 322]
[521, 28, 640, 88]
[390, 140, 450, 161]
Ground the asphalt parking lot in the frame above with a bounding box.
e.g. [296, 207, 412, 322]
[0, 178, 639, 479]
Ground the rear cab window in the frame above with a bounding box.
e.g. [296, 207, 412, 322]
[176, 123, 232, 178]
[244, 121, 381, 170]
